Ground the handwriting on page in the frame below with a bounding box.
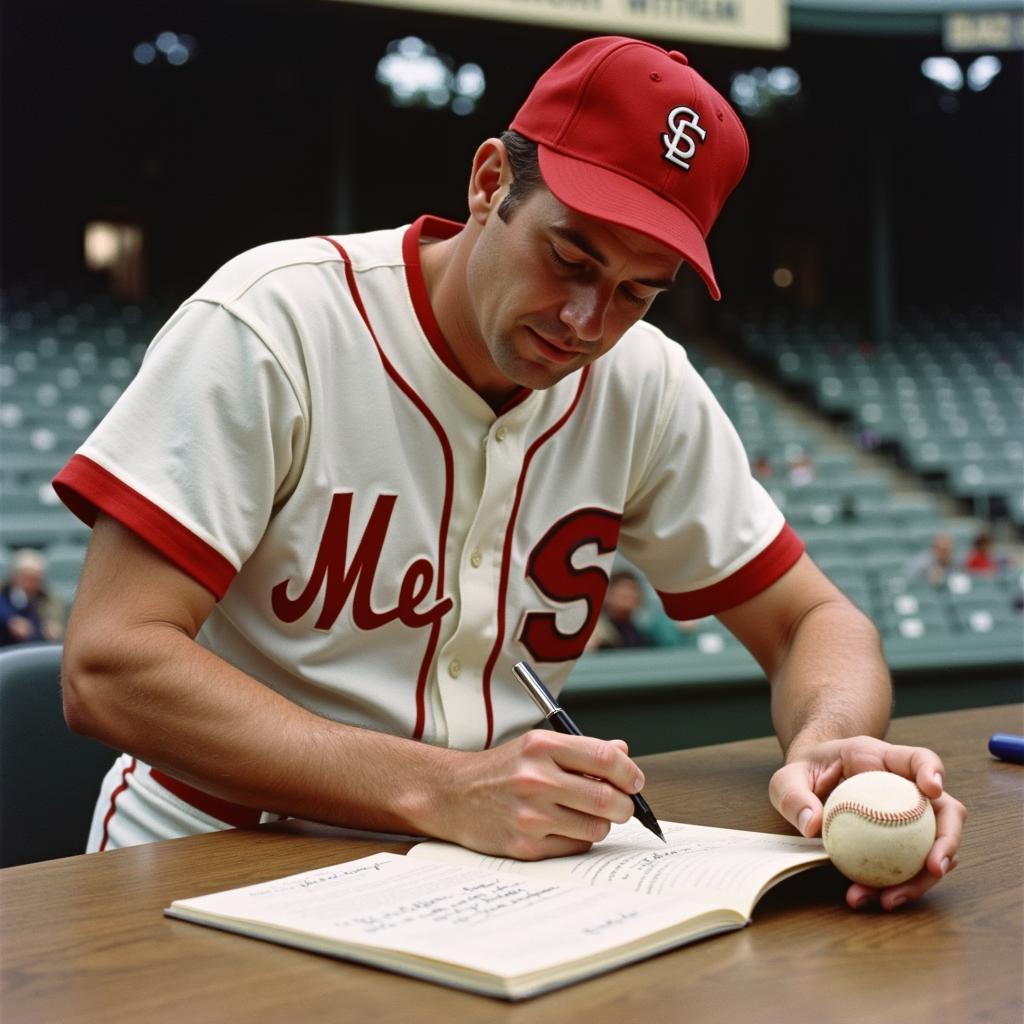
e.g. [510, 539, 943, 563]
[250, 860, 388, 895]
[184, 853, 709, 975]
[564, 824, 818, 897]
[582, 911, 641, 936]
[238, 858, 580, 938]
[349, 879, 563, 933]
[413, 820, 823, 905]
[246, 858, 567, 924]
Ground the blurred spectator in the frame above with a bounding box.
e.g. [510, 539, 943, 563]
[751, 453, 774, 481]
[903, 533, 955, 587]
[589, 570, 654, 651]
[0, 549, 63, 646]
[786, 450, 815, 487]
[964, 532, 1000, 575]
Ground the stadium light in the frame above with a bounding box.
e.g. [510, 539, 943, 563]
[133, 31, 196, 67]
[921, 57, 964, 92]
[966, 55, 1002, 92]
[729, 66, 801, 118]
[921, 54, 1002, 103]
[376, 37, 486, 115]
[133, 43, 156, 66]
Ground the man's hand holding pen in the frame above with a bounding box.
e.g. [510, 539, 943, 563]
[402, 661, 661, 860]
[428, 730, 647, 860]
[513, 660, 665, 843]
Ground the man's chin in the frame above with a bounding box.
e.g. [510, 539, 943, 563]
[491, 333, 584, 392]
[507, 359, 581, 392]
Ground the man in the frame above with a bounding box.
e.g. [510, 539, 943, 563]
[0, 548, 62, 645]
[57, 36, 963, 911]
[904, 532, 956, 587]
[590, 570, 654, 650]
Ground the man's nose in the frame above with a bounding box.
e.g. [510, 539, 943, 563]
[559, 284, 608, 343]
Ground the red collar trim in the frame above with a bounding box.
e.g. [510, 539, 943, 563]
[402, 215, 531, 413]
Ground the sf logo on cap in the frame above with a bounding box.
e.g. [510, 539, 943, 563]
[662, 106, 707, 171]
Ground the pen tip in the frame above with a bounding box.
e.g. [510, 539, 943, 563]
[648, 820, 666, 843]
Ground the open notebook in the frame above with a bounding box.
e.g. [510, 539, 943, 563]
[165, 819, 828, 1000]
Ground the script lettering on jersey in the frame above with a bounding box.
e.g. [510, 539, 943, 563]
[272, 492, 452, 631]
[519, 507, 623, 662]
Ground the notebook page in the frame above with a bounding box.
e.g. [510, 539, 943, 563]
[167, 852, 729, 978]
[411, 820, 826, 915]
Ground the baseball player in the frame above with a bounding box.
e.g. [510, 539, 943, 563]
[56, 37, 963, 911]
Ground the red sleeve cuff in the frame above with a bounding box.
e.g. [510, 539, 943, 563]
[657, 523, 805, 620]
[53, 454, 237, 600]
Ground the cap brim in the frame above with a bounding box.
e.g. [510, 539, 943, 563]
[537, 146, 722, 301]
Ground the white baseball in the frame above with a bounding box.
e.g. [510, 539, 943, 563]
[822, 771, 936, 887]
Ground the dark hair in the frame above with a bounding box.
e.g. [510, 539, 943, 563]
[496, 130, 543, 223]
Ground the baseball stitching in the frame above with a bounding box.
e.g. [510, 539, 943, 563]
[823, 791, 929, 839]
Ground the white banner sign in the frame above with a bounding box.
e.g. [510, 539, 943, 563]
[944, 12, 1024, 51]
[334, 0, 788, 49]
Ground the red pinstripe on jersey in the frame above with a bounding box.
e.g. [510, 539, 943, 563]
[657, 523, 804, 619]
[98, 756, 137, 852]
[480, 367, 592, 749]
[321, 234, 456, 742]
[402, 216, 532, 418]
[53, 454, 237, 599]
[402, 216, 467, 385]
[150, 769, 263, 828]
[101, 760, 262, 844]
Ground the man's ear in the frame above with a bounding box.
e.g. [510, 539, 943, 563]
[467, 138, 511, 225]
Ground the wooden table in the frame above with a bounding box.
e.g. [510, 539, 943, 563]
[2, 705, 1021, 1023]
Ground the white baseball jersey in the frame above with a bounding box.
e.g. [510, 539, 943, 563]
[56, 216, 803, 851]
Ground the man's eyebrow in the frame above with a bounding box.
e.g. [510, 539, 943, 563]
[550, 225, 677, 290]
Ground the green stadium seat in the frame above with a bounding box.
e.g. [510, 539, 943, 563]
[879, 614, 948, 641]
[0, 509, 89, 549]
[0, 644, 116, 866]
[953, 607, 1022, 638]
[822, 567, 871, 592]
[812, 551, 866, 575]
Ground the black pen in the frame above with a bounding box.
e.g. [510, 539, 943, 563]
[512, 660, 666, 843]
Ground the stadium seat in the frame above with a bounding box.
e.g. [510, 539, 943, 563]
[0, 508, 89, 549]
[882, 616, 947, 641]
[0, 644, 115, 866]
[731, 307, 1023, 524]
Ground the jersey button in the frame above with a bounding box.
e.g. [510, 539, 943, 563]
[495, 426, 508, 442]
[448, 658, 462, 678]
[469, 549, 483, 568]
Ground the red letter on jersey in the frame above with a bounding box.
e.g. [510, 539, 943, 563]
[272, 492, 452, 631]
[519, 508, 623, 662]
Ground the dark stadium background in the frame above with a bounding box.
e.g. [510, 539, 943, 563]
[2, 0, 1021, 314]
[1, 2, 1021, 869]
[2, 2, 1024, 774]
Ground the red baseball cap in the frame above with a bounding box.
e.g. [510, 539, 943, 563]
[510, 36, 749, 300]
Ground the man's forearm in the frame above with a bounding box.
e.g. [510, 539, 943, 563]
[769, 598, 892, 761]
[63, 621, 453, 836]
[64, 621, 648, 858]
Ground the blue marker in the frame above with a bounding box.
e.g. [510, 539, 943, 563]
[988, 733, 1024, 764]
